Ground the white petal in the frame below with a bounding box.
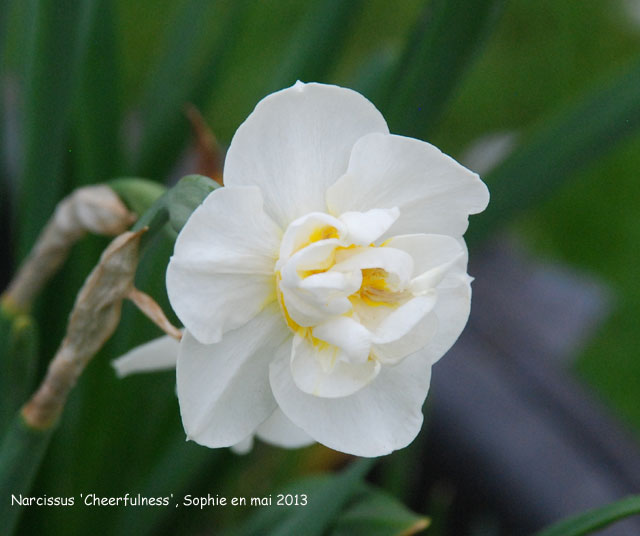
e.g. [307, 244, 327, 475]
[112, 335, 179, 377]
[371, 294, 437, 345]
[270, 346, 432, 457]
[230, 436, 254, 455]
[280, 239, 339, 283]
[420, 274, 472, 364]
[280, 283, 352, 327]
[289, 333, 380, 398]
[177, 303, 291, 448]
[373, 309, 438, 364]
[224, 82, 389, 228]
[279, 239, 358, 327]
[326, 133, 489, 237]
[339, 207, 400, 246]
[351, 294, 438, 364]
[278, 212, 346, 263]
[383, 234, 467, 277]
[332, 246, 414, 290]
[312, 316, 372, 364]
[167, 186, 281, 344]
[255, 408, 315, 448]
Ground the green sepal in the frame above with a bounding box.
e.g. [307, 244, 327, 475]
[111, 175, 218, 254]
[108, 177, 167, 219]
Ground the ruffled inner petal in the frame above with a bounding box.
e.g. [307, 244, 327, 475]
[289, 333, 380, 398]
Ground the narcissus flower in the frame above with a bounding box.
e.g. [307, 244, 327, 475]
[117, 82, 489, 457]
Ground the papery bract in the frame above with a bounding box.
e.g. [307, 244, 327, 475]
[117, 82, 489, 457]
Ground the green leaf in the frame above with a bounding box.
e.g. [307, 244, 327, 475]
[0, 311, 39, 436]
[534, 495, 640, 536]
[375, 0, 503, 138]
[16, 0, 100, 259]
[135, 0, 250, 179]
[111, 435, 221, 535]
[468, 57, 640, 246]
[351, 48, 399, 101]
[331, 483, 430, 536]
[0, 414, 55, 536]
[266, 0, 365, 92]
[233, 459, 374, 536]
[72, 0, 122, 185]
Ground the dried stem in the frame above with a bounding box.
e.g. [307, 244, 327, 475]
[21, 230, 144, 429]
[127, 287, 182, 340]
[185, 103, 224, 185]
[2, 185, 136, 313]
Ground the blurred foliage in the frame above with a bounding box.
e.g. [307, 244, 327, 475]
[534, 494, 640, 536]
[1, 0, 640, 535]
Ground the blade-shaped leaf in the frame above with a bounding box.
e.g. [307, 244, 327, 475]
[72, 0, 122, 186]
[135, 0, 250, 180]
[266, 0, 365, 93]
[0, 311, 38, 436]
[16, 0, 99, 259]
[331, 483, 430, 536]
[111, 435, 221, 535]
[375, 0, 503, 138]
[233, 459, 374, 536]
[534, 495, 640, 536]
[468, 57, 640, 246]
[0, 414, 54, 536]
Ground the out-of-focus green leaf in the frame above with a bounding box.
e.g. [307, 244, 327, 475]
[232, 461, 427, 536]
[0, 414, 54, 536]
[534, 495, 640, 536]
[111, 435, 221, 535]
[376, 0, 503, 138]
[72, 0, 121, 185]
[468, 57, 640, 246]
[234, 459, 374, 536]
[0, 311, 38, 435]
[351, 48, 398, 101]
[16, 0, 99, 259]
[266, 0, 365, 92]
[135, 0, 250, 180]
[109, 177, 167, 220]
[331, 483, 430, 536]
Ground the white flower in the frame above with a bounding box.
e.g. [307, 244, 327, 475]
[117, 82, 489, 457]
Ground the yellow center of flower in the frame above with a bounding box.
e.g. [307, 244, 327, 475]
[276, 221, 403, 337]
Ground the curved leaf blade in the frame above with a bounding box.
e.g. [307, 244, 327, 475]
[534, 495, 640, 536]
[468, 57, 640, 246]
